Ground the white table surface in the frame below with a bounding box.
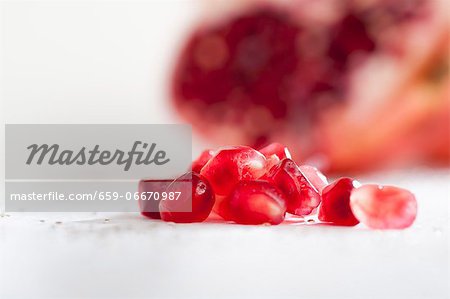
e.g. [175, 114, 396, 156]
[1, 169, 449, 299]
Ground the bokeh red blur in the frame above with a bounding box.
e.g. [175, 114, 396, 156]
[171, 0, 449, 173]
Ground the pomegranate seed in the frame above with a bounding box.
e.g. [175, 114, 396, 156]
[191, 149, 215, 173]
[226, 180, 287, 225]
[138, 179, 174, 220]
[259, 143, 292, 171]
[266, 159, 321, 216]
[212, 194, 233, 221]
[318, 178, 360, 226]
[200, 146, 266, 196]
[140, 211, 161, 220]
[259, 142, 292, 160]
[298, 165, 328, 194]
[159, 172, 215, 223]
[350, 184, 417, 229]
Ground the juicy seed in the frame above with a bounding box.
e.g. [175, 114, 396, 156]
[259, 142, 292, 160]
[350, 184, 417, 229]
[259, 143, 293, 171]
[318, 177, 360, 226]
[191, 149, 216, 173]
[266, 159, 321, 216]
[226, 180, 287, 225]
[200, 146, 266, 196]
[298, 165, 328, 194]
[138, 179, 175, 219]
[159, 172, 215, 223]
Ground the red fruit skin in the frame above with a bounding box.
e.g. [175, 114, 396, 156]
[350, 184, 417, 229]
[191, 149, 215, 173]
[318, 178, 360, 226]
[226, 180, 287, 225]
[200, 146, 266, 196]
[266, 159, 321, 216]
[138, 179, 175, 219]
[159, 173, 215, 223]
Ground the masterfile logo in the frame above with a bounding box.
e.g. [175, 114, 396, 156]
[26, 141, 170, 171]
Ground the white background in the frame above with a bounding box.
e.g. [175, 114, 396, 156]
[0, 1, 449, 298]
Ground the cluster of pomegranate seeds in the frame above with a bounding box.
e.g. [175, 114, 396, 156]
[139, 143, 417, 229]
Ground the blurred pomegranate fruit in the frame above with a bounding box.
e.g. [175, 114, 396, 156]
[172, 0, 449, 173]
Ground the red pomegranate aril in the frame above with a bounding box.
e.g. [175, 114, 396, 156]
[259, 142, 292, 160]
[259, 143, 292, 171]
[159, 172, 215, 223]
[138, 179, 174, 219]
[298, 165, 328, 194]
[191, 149, 215, 173]
[212, 194, 233, 221]
[226, 180, 287, 225]
[265, 155, 281, 175]
[141, 211, 161, 220]
[200, 146, 266, 196]
[350, 184, 417, 229]
[318, 178, 360, 226]
[267, 159, 321, 216]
